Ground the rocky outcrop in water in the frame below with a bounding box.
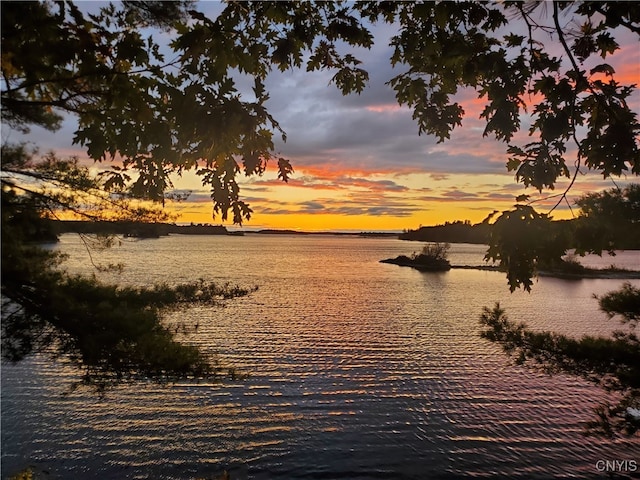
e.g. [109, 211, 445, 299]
[380, 254, 451, 271]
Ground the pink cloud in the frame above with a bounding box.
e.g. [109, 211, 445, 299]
[365, 104, 408, 113]
[249, 171, 410, 193]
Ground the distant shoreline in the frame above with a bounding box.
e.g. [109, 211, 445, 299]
[382, 261, 640, 280]
[48, 220, 401, 238]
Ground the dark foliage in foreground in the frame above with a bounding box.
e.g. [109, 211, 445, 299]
[479, 185, 640, 437]
[1, 146, 254, 391]
[2, 267, 253, 390]
[480, 285, 640, 437]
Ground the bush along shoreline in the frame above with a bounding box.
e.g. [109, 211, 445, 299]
[380, 243, 452, 271]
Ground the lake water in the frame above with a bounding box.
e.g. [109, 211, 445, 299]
[2, 234, 639, 479]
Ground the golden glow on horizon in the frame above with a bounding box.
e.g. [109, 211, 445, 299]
[46, 146, 618, 232]
[165, 168, 592, 231]
[168, 198, 578, 232]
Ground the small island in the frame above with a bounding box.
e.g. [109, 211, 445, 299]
[382, 244, 640, 279]
[381, 243, 452, 271]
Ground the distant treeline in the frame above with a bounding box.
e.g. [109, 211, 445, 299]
[48, 220, 228, 238]
[400, 219, 640, 250]
[400, 220, 491, 244]
[44, 221, 401, 239]
[42, 218, 639, 251]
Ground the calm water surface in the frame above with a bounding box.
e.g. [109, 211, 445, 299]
[2, 234, 639, 479]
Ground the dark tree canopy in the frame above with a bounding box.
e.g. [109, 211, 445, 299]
[2, 1, 639, 222]
[2, 1, 640, 389]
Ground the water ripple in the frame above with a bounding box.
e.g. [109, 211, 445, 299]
[2, 236, 639, 479]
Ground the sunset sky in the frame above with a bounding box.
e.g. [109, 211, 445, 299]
[14, 2, 640, 232]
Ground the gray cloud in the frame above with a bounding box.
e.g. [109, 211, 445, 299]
[259, 28, 513, 177]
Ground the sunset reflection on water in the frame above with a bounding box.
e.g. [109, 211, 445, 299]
[2, 235, 639, 479]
